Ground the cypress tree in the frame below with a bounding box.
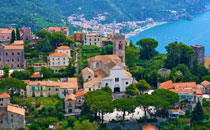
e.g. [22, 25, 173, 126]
[10, 30, 16, 43]
[191, 101, 204, 124]
[16, 28, 21, 40]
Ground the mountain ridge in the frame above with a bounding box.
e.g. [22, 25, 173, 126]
[0, 0, 206, 32]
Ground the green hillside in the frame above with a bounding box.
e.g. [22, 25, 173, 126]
[0, 0, 206, 32]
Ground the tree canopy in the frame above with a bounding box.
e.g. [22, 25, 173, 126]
[136, 38, 158, 60]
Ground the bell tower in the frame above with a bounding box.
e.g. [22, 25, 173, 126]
[113, 35, 125, 64]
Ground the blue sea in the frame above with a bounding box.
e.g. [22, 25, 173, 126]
[127, 1, 210, 56]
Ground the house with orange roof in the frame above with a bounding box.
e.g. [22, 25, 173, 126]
[44, 27, 69, 37]
[81, 54, 133, 93]
[47, 52, 70, 72]
[47, 46, 72, 72]
[21, 78, 78, 98]
[159, 80, 203, 109]
[55, 46, 71, 58]
[0, 92, 25, 129]
[142, 124, 157, 130]
[64, 89, 88, 116]
[200, 80, 210, 94]
[0, 40, 25, 69]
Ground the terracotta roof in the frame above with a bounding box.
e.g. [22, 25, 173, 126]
[65, 94, 76, 101]
[47, 27, 68, 32]
[65, 89, 87, 101]
[174, 82, 197, 89]
[75, 89, 88, 98]
[7, 104, 25, 116]
[142, 124, 156, 130]
[4, 45, 24, 50]
[81, 67, 94, 76]
[60, 78, 78, 89]
[56, 46, 71, 50]
[87, 55, 122, 69]
[159, 80, 175, 89]
[84, 77, 102, 88]
[169, 109, 185, 114]
[13, 40, 24, 45]
[0, 92, 10, 98]
[94, 69, 108, 78]
[31, 73, 41, 78]
[0, 28, 15, 34]
[49, 52, 68, 57]
[205, 57, 210, 68]
[25, 78, 78, 89]
[201, 80, 210, 87]
[3, 40, 24, 50]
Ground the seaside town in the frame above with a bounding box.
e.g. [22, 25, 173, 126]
[0, 25, 210, 130]
[68, 14, 166, 38]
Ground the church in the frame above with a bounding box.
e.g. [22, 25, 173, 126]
[81, 35, 134, 93]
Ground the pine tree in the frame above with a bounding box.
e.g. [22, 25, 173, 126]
[191, 101, 204, 124]
[16, 28, 21, 40]
[10, 30, 15, 43]
[41, 37, 52, 52]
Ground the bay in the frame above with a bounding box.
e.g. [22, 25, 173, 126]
[127, 1, 210, 56]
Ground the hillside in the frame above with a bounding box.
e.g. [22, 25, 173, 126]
[0, 0, 206, 32]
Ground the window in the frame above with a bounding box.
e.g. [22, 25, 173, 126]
[32, 86, 35, 91]
[58, 58, 60, 60]
[126, 82, 129, 85]
[17, 52, 20, 55]
[11, 119, 13, 123]
[12, 53, 14, 55]
[48, 88, 51, 91]
[11, 114, 13, 117]
[56, 88, 59, 91]
[115, 78, 119, 82]
[63, 62, 65, 64]
[89, 88, 91, 91]
[0, 104, 3, 106]
[119, 44, 123, 50]
[17, 59, 19, 62]
[5, 52, 8, 56]
[105, 83, 109, 86]
[0, 98, 3, 101]
[63, 58, 65, 60]
[52, 58, 54, 61]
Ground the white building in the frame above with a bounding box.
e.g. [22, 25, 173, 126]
[81, 55, 133, 93]
[55, 46, 71, 58]
[84, 33, 102, 47]
[48, 52, 69, 71]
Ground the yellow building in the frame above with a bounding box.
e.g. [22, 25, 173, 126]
[22, 78, 78, 98]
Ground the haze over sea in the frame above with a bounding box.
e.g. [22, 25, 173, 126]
[127, 1, 210, 56]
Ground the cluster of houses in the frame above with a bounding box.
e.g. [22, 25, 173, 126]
[1, 26, 210, 129]
[0, 92, 25, 129]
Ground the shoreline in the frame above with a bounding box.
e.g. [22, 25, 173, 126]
[125, 21, 168, 38]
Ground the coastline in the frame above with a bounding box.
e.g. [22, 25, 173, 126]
[125, 21, 168, 38]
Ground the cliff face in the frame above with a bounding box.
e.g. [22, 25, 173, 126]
[0, 0, 207, 31]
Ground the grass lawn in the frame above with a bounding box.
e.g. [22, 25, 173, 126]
[13, 96, 63, 108]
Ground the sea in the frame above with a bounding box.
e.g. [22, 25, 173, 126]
[127, 1, 210, 56]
